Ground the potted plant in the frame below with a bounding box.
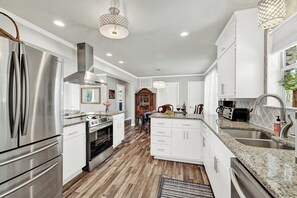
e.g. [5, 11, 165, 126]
[279, 72, 297, 107]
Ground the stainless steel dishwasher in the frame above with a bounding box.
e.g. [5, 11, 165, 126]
[230, 158, 272, 198]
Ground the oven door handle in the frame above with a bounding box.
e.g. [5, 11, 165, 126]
[89, 122, 113, 133]
[230, 168, 246, 198]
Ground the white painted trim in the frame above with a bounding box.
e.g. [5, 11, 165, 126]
[153, 156, 203, 165]
[93, 56, 138, 79]
[203, 60, 218, 76]
[138, 73, 204, 79]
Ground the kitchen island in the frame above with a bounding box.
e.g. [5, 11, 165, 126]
[150, 113, 297, 198]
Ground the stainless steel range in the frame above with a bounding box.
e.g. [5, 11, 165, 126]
[85, 116, 113, 171]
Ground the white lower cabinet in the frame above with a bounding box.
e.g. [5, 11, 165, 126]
[172, 129, 201, 161]
[151, 118, 202, 164]
[63, 123, 86, 185]
[203, 124, 235, 198]
[113, 113, 125, 148]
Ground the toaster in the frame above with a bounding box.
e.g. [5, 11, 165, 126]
[223, 107, 250, 122]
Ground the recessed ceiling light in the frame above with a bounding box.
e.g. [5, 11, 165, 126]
[119, 61, 124, 64]
[106, 53, 112, 57]
[180, 32, 189, 37]
[53, 20, 65, 27]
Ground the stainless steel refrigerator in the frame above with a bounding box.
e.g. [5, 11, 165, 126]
[0, 36, 63, 197]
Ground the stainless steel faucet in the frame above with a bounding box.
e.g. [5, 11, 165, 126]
[250, 94, 293, 138]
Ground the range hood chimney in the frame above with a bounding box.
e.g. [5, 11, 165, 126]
[64, 43, 105, 85]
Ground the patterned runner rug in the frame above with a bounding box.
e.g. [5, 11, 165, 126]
[158, 178, 214, 198]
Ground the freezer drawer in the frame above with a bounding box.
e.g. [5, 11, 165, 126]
[0, 136, 62, 184]
[0, 156, 62, 198]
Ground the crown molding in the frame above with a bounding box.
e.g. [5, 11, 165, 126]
[138, 73, 204, 79]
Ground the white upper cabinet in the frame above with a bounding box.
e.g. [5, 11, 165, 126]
[216, 8, 264, 98]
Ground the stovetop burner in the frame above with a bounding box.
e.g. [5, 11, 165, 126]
[86, 116, 112, 128]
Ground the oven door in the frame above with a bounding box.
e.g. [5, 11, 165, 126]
[89, 123, 113, 160]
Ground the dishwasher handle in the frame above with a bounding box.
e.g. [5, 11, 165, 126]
[230, 167, 247, 198]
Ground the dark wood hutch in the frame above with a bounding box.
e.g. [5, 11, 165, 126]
[135, 88, 156, 120]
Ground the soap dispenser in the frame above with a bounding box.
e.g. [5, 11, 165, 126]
[274, 116, 281, 136]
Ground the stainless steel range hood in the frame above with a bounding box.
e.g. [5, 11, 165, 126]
[64, 43, 106, 85]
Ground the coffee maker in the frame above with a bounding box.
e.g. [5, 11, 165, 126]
[216, 99, 235, 116]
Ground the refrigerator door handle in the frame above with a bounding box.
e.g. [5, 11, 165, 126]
[0, 140, 58, 167]
[0, 162, 58, 198]
[21, 54, 30, 136]
[8, 51, 21, 139]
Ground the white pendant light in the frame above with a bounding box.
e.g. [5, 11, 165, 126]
[99, 7, 129, 39]
[258, 0, 286, 30]
[153, 81, 166, 89]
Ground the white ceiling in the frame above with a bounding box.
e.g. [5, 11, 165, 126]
[0, 0, 260, 77]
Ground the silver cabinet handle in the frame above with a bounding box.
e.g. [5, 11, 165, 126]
[68, 131, 79, 136]
[157, 123, 165, 125]
[0, 162, 58, 198]
[214, 157, 219, 173]
[157, 148, 165, 151]
[21, 53, 30, 136]
[157, 140, 165, 142]
[230, 168, 247, 198]
[157, 131, 165, 134]
[9, 51, 21, 139]
[203, 137, 206, 147]
[0, 141, 58, 167]
[182, 124, 191, 126]
[221, 83, 224, 95]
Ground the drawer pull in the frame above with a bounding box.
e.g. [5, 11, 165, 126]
[157, 140, 165, 142]
[157, 131, 166, 134]
[157, 123, 165, 125]
[157, 148, 165, 151]
[182, 124, 191, 126]
[68, 131, 79, 136]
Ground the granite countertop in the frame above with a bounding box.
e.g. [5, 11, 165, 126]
[64, 111, 125, 119]
[63, 117, 88, 127]
[150, 112, 203, 120]
[151, 113, 297, 198]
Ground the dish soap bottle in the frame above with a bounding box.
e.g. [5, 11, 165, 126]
[274, 116, 281, 136]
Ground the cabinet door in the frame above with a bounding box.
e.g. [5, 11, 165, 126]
[219, 161, 231, 198]
[185, 130, 201, 161]
[218, 43, 236, 97]
[171, 129, 186, 158]
[119, 119, 125, 142]
[208, 145, 221, 198]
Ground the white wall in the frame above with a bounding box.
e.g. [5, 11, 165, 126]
[138, 75, 205, 110]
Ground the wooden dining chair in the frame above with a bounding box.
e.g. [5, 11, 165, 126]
[157, 104, 174, 113]
[194, 104, 204, 114]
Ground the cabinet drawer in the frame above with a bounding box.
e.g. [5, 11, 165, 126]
[151, 127, 171, 137]
[151, 118, 172, 128]
[63, 123, 86, 140]
[151, 144, 171, 157]
[172, 119, 202, 129]
[217, 18, 236, 58]
[151, 136, 171, 145]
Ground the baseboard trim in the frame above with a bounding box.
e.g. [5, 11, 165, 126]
[153, 156, 203, 165]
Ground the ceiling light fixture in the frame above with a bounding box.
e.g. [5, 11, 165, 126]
[119, 61, 124, 64]
[99, 5, 129, 39]
[106, 53, 112, 57]
[258, 0, 286, 30]
[53, 20, 65, 27]
[180, 32, 189, 37]
[153, 81, 166, 89]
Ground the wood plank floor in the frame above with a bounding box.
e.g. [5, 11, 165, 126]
[63, 125, 210, 198]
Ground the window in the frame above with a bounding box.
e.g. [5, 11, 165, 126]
[280, 45, 297, 107]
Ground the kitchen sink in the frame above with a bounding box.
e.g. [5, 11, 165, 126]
[223, 129, 271, 139]
[236, 139, 294, 150]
